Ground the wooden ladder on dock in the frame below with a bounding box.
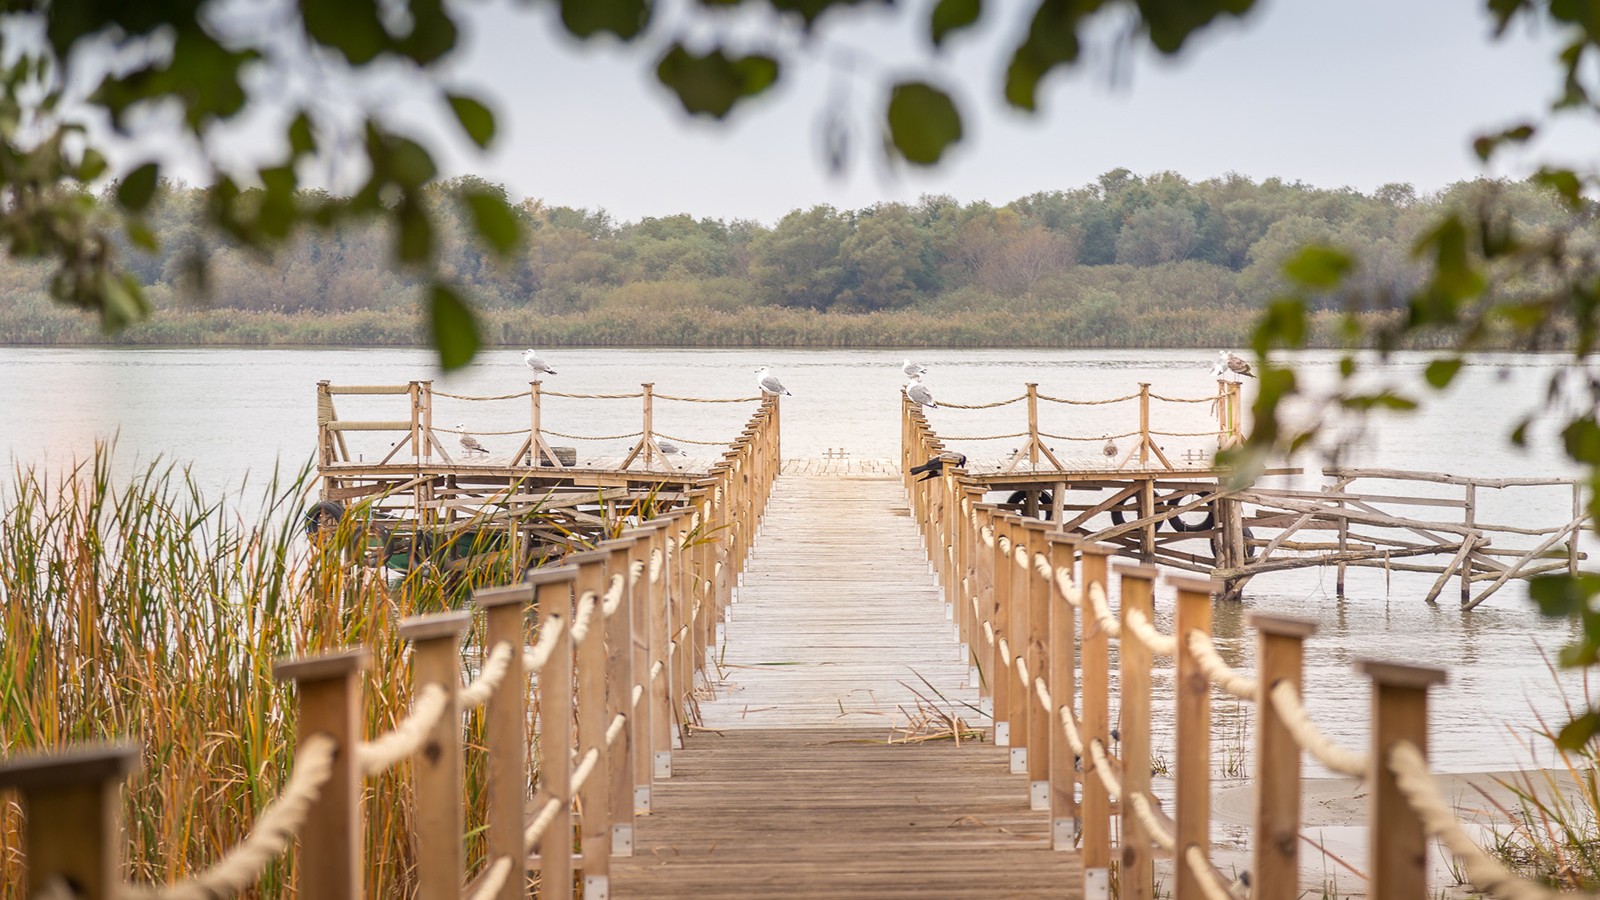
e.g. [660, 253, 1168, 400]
[610, 474, 1083, 898]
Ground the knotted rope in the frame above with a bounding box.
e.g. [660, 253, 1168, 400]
[459, 642, 515, 710]
[432, 390, 531, 401]
[542, 390, 643, 400]
[122, 735, 338, 900]
[1150, 392, 1218, 404]
[1186, 631, 1257, 701]
[1037, 391, 1140, 405]
[1123, 607, 1177, 657]
[465, 858, 515, 900]
[569, 591, 599, 645]
[600, 573, 626, 618]
[1087, 582, 1121, 638]
[523, 617, 566, 674]
[1184, 845, 1247, 900]
[1126, 790, 1176, 852]
[542, 429, 644, 441]
[938, 395, 1027, 409]
[1268, 681, 1367, 776]
[654, 393, 762, 403]
[357, 685, 450, 774]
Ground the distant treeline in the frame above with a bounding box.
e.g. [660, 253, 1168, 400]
[0, 170, 1586, 348]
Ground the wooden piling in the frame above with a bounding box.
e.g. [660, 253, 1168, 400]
[1358, 659, 1448, 900]
[399, 612, 471, 900]
[1249, 612, 1318, 900]
[274, 649, 370, 900]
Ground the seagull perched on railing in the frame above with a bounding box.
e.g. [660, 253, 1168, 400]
[755, 366, 792, 396]
[523, 349, 557, 379]
[458, 424, 490, 456]
[909, 453, 966, 481]
[1212, 350, 1255, 381]
[902, 358, 928, 377]
[658, 440, 686, 456]
[905, 373, 937, 409]
[1103, 436, 1119, 465]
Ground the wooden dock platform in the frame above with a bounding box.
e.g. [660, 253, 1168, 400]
[611, 473, 1080, 897]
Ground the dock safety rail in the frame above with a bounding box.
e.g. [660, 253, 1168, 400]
[0, 399, 780, 900]
[905, 392, 1590, 900]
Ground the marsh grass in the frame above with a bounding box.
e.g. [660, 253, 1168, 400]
[1479, 657, 1600, 891]
[0, 445, 526, 895]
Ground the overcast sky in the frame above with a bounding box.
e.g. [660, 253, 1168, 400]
[227, 0, 1600, 224]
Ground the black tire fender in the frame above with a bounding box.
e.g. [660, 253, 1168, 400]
[1163, 495, 1217, 533]
[1005, 490, 1055, 520]
[303, 499, 345, 537]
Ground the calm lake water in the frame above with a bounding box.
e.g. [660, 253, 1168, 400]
[1, 345, 1593, 773]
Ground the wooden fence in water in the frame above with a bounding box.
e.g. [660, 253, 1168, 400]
[906, 394, 1588, 899]
[0, 399, 779, 900]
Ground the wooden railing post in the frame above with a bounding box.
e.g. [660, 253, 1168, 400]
[529, 566, 578, 900]
[409, 380, 423, 465]
[1358, 659, 1448, 900]
[1045, 533, 1078, 851]
[1078, 543, 1113, 900]
[992, 516, 1016, 749]
[420, 380, 435, 462]
[475, 581, 535, 900]
[1170, 574, 1217, 900]
[531, 380, 543, 466]
[1005, 518, 1029, 775]
[1024, 519, 1053, 810]
[400, 611, 471, 900]
[1026, 383, 1041, 468]
[620, 528, 660, 804]
[0, 743, 140, 899]
[1138, 382, 1152, 466]
[600, 539, 640, 858]
[274, 649, 369, 900]
[1249, 612, 1318, 900]
[569, 549, 614, 897]
[641, 383, 655, 467]
[317, 379, 336, 470]
[1119, 563, 1159, 900]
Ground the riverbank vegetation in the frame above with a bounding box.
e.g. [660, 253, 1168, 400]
[0, 171, 1583, 349]
[0, 448, 517, 894]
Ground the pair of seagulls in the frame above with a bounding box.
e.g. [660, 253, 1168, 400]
[902, 358, 937, 409]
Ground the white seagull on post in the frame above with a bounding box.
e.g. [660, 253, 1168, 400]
[755, 366, 792, 397]
[1213, 350, 1255, 381]
[905, 374, 937, 409]
[457, 424, 489, 456]
[523, 349, 557, 379]
[902, 358, 928, 377]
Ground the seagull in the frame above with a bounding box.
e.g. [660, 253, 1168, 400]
[905, 374, 937, 409]
[755, 366, 792, 396]
[657, 440, 686, 456]
[523, 349, 557, 379]
[457, 424, 489, 456]
[1216, 350, 1255, 380]
[902, 358, 928, 377]
[1103, 436, 1119, 462]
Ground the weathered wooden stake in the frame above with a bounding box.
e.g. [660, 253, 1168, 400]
[0, 743, 140, 900]
[1118, 563, 1158, 900]
[275, 649, 370, 900]
[475, 582, 534, 900]
[1358, 659, 1447, 900]
[1249, 612, 1318, 900]
[400, 612, 471, 900]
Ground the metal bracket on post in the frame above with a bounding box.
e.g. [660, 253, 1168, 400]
[1010, 746, 1027, 774]
[1030, 780, 1049, 811]
[635, 785, 652, 814]
[995, 721, 1010, 746]
[584, 875, 610, 900]
[654, 750, 673, 778]
[1085, 868, 1110, 900]
[612, 824, 634, 857]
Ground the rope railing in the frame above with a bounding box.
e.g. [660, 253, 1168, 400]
[1150, 392, 1219, 404]
[522, 796, 565, 852]
[1387, 741, 1582, 900]
[1122, 607, 1177, 657]
[1087, 582, 1121, 638]
[937, 395, 1027, 409]
[432, 389, 532, 401]
[653, 392, 762, 403]
[629, 559, 645, 586]
[1125, 790, 1176, 853]
[600, 573, 626, 618]
[522, 617, 566, 674]
[1086, 739, 1122, 801]
[570, 748, 601, 793]
[1185, 631, 1257, 700]
[356, 685, 451, 774]
[568, 591, 599, 645]
[1150, 428, 1228, 438]
[1268, 681, 1368, 776]
[653, 431, 739, 446]
[541, 390, 645, 400]
[649, 547, 663, 583]
[935, 431, 1032, 442]
[1058, 705, 1085, 756]
[542, 429, 645, 441]
[1183, 845, 1247, 900]
[1036, 391, 1140, 405]
[459, 642, 515, 710]
[122, 735, 339, 900]
[1037, 429, 1140, 442]
[464, 857, 515, 900]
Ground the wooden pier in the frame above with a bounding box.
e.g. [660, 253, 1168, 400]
[2, 376, 1589, 900]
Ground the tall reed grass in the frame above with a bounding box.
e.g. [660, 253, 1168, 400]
[0, 445, 507, 896]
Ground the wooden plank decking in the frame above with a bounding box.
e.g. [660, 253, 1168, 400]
[610, 474, 1083, 898]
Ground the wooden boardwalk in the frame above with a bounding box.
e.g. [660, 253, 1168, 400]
[611, 474, 1083, 898]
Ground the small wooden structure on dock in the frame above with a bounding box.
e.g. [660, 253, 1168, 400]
[904, 380, 1587, 602]
[313, 380, 775, 573]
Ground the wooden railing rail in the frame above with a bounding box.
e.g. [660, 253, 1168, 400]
[904, 396, 1575, 900]
[317, 379, 765, 472]
[904, 379, 1240, 472]
[1, 398, 779, 900]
